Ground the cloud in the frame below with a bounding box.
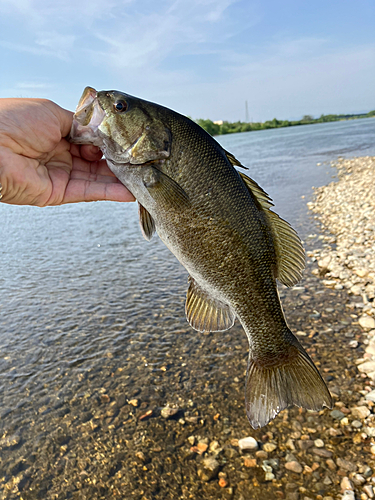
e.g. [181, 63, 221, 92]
[15, 81, 51, 89]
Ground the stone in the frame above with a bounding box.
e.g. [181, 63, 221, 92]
[326, 459, 336, 470]
[341, 476, 353, 491]
[161, 405, 179, 419]
[187, 436, 195, 445]
[314, 439, 324, 448]
[336, 458, 357, 472]
[218, 477, 228, 488]
[349, 340, 358, 348]
[297, 439, 314, 451]
[364, 426, 375, 437]
[351, 406, 370, 419]
[238, 436, 258, 451]
[263, 442, 277, 452]
[330, 409, 345, 420]
[243, 458, 257, 467]
[355, 268, 368, 278]
[358, 360, 375, 374]
[363, 485, 374, 499]
[351, 420, 362, 428]
[265, 472, 275, 481]
[352, 473, 365, 486]
[285, 461, 303, 473]
[318, 256, 331, 269]
[341, 492, 355, 500]
[286, 438, 296, 450]
[128, 398, 139, 407]
[359, 315, 375, 330]
[0, 434, 21, 448]
[365, 390, 375, 402]
[311, 447, 333, 458]
[198, 456, 220, 481]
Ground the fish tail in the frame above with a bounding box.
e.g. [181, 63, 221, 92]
[245, 332, 332, 428]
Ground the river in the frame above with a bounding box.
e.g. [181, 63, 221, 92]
[1, 117, 375, 499]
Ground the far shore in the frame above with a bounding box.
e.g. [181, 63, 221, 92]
[196, 113, 375, 137]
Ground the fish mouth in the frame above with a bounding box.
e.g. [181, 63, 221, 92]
[68, 86, 106, 145]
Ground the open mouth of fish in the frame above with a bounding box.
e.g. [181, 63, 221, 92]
[68, 87, 106, 146]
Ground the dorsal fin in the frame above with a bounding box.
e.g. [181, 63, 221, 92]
[224, 149, 249, 170]
[239, 171, 305, 287]
[186, 277, 235, 332]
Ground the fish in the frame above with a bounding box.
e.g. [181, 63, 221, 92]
[69, 86, 333, 428]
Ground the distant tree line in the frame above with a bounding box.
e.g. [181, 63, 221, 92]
[196, 110, 375, 136]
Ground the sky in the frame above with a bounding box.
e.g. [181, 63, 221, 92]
[0, 0, 374, 122]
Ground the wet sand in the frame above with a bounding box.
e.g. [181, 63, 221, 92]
[2, 158, 375, 500]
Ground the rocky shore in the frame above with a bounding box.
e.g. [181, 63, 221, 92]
[2, 157, 375, 500]
[308, 156, 375, 377]
[307, 156, 375, 499]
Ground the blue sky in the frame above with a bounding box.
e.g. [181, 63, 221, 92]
[0, 0, 374, 122]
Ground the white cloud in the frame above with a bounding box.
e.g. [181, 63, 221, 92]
[15, 81, 51, 89]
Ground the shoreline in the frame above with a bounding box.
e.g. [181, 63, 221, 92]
[308, 156, 375, 376]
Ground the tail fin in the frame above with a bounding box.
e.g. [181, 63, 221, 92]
[245, 338, 332, 429]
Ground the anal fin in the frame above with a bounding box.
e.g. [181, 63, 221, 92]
[186, 277, 235, 332]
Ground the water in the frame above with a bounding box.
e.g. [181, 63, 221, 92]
[0, 117, 375, 497]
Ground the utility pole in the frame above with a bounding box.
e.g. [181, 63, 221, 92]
[245, 100, 249, 122]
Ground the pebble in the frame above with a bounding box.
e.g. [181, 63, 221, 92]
[342, 492, 355, 500]
[364, 485, 375, 499]
[352, 419, 362, 428]
[359, 316, 375, 330]
[243, 458, 257, 467]
[265, 472, 275, 481]
[330, 409, 345, 420]
[351, 406, 370, 419]
[128, 398, 139, 407]
[285, 461, 303, 473]
[198, 456, 220, 481]
[238, 436, 258, 451]
[161, 405, 179, 419]
[341, 476, 354, 491]
[336, 458, 356, 472]
[311, 447, 333, 458]
[0, 434, 21, 448]
[314, 439, 324, 448]
[263, 442, 277, 452]
[365, 390, 375, 402]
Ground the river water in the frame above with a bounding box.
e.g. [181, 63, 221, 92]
[1, 117, 375, 498]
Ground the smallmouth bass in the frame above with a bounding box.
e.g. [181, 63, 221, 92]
[69, 87, 332, 428]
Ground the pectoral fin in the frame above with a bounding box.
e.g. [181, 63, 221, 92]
[185, 277, 235, 332]
[142, 166, 190, 210]
[138, 202, 156, 241]
[239, 171, 305, 287]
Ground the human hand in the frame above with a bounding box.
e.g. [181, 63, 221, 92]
[0, 98, 135, 206]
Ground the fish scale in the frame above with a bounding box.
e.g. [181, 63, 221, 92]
[69, 86, 332, 428]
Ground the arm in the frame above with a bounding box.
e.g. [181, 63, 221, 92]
[0, 98, 135, 206]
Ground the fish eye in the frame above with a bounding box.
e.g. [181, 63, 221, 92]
[114, 100, 128, 113]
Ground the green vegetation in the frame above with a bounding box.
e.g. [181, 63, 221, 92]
[196, 110, 375, 136]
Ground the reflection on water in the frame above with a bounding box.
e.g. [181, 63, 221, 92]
[0, 117, 375, 497]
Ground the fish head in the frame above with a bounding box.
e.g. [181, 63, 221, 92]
[69, 87, 171, 165]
